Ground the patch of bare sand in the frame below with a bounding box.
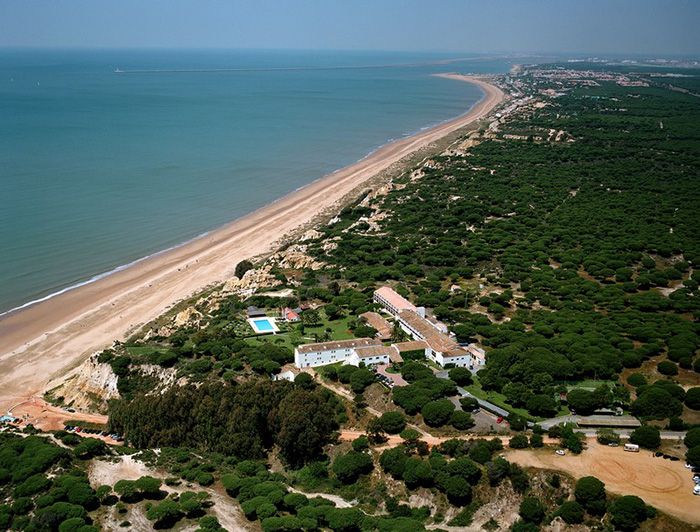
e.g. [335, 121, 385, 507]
[506, 442, 700, 526]
[89, 455, 255, 531]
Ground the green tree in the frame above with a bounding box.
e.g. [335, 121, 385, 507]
[444, 476, 472, 506]
[519, 497, 545, 524]
[657, 360, 678, 376]
[421, 399, 455, 427]
[608, 495, 649, 531]
[146, 499, 183, 528]
[574, 476, 606, 514]
[684, 427, 700, 449]
[629, 426, 661, 450]
[450, 410, 475, 430]
[557, 501, 584, 524]
[685, 387, 700, 410]
[332, 451, 373, 484]
[377, 411, 406, 434]
[508, 434, 529, 449]
[448, 367, 473, 386]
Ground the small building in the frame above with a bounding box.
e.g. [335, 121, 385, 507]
[282, 307, 300, 322]
[391, 340, 429, 361]
[246, 306, 266, 318]
[344, 345, 395, 367]
[294, 338, 382, 368]
[359, 311, 393, 341]
[273, 370, 297, 382]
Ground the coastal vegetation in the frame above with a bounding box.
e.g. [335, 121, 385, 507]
[8, 64, 698, 530]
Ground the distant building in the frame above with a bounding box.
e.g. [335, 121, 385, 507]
[273, 370, 297, 382]
[282, 307, 300, 322]
[294, 338, 382, 368]
[246, 306, 266, 318]
[373, 286, 416, 316]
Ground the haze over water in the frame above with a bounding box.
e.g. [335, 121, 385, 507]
[0, 49, 511, 314]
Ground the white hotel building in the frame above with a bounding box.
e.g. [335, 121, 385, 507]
[294, 338, 392, 368]
[374, 286, 486, 371]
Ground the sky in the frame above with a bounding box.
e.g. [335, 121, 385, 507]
[1, 0, 698, 56]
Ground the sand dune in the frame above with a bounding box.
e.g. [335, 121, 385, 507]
[0, 75, 504, 411]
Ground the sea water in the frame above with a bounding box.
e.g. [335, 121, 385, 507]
[0, 49, 512, 314]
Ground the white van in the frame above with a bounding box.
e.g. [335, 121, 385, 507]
[624, 443, 640, 452]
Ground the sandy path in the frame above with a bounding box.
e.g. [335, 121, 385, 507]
[0, 76, 504, 413]
[507, 442, 700, 525]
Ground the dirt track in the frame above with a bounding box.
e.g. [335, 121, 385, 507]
[507, 442, 700, 526]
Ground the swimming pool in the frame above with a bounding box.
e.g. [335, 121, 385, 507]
[248, 316, 279, 334]
[254, 318, 274, 331]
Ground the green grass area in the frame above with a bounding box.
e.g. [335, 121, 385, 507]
[565, 380, 617, 391]
[125, 345, 171, 357]
[463, 378, 537, 422]
[302, 316, 355, 341]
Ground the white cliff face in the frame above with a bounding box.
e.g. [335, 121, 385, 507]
[57, 354, 120, 413]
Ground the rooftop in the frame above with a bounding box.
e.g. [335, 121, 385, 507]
[296, 338, 381, 355]
[354, 345, 396, 359]
[398, 310, 458, 354]
[360, 311, 393, 340]
[374, 286, 416, 313]
[392, 340, 428, 352]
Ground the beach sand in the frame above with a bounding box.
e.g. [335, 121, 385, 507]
[0, 75, 504, 411]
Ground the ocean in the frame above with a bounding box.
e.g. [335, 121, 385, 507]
[0, 49, 512, 314]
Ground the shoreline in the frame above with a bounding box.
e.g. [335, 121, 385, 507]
[0, 74, 504, 411]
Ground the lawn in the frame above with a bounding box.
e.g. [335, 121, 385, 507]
[565, 379, 617, 391]
[463, 378, 538, 422]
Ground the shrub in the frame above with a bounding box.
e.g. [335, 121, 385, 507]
[379, 447, 408, 478]
[529, 434, 544, 448]
[450, 410, 475, 430]
[519, 497, 545, 524]
[685, 387, 700, 410]
[377, 412, 406, 434]
[448, 367, 473, 386]
[627, 373, 646, 387]
[685, 427, 700, 449]
[332, 451, 373, 484]
[235, 260, 254, 279]
[629, 426, 661, 450]
[446, 457, 481, 485]
[351, 436, 369, 452]
[444, 476, 472, 506]
[459, 397, 479, 411]
[574, 476, 606, 514]
[657, 361, 678, 376]
[508, 434, 529, 449]
[686, 445, 700, 468]
[596, 428, 621, 445]
[557, 500, 584, 524]
[608, 495, 649, 531]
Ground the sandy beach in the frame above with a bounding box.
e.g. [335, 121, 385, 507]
[0, 75, 504, 411]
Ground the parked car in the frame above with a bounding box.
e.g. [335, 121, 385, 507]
[555, 449, 566, 456]
[685, 463, 695, 469]
[693, 485, 700, 496]
[496, 416, 504, 424]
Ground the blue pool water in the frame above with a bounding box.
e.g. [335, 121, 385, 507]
[253, 318, 275, 332]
